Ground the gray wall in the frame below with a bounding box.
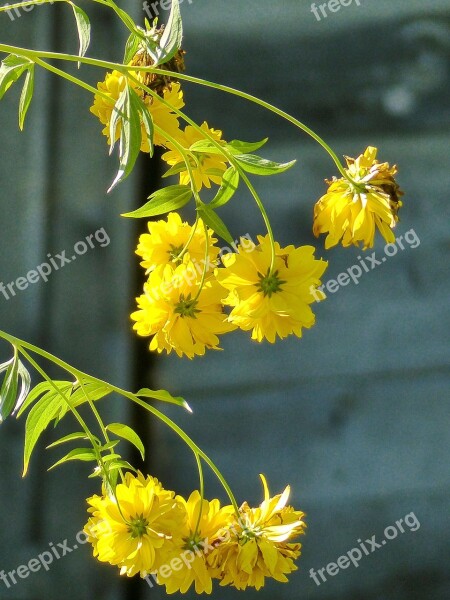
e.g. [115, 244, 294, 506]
[1, 1, 449, 600]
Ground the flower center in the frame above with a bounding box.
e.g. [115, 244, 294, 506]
[168, 244, 184, 262]
[128, 516, 149, 539]
[258, 270, 286, 297]
[174, 294, 200, 318]
[183, 534, 203, 553]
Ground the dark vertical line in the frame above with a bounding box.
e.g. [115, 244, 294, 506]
[28, 12, 65, 546]
[126, 151, 163, 600]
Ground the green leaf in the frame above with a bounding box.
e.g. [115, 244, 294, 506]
[108, 84, 142, 192]
[162, 161, 187, 178]
[136, 388, 192, 413]
[106, 423, 145, 460]
[210, 167, 240, 209]
[235, 154, 296, 176]
[124, 33, 141, 64]
[48, 447, 97, 471]
[189, 140, 228, 156]
[155, 0, 183, 65]
[23, 382, 73, 475]
[13, 361, 32, 415]
[0, 55, 32, 100]
[122, 185, 192, 218]
[46, 432, 90, 449]
[131, 86, 154, 157]
[70, 3, 91, 63]
[228, 138, 269, 155]
[0, 348, 19, 423]
[18, 66, 34, 131]
[197, 205, 234, 245]
[16, 380, 67, 417]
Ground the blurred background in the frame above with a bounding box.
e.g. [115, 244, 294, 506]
[0, 1, 449, 599]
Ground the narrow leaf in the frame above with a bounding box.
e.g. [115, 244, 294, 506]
[228, 138, 269, 155]
[46, 432, 90, 449]
[13, 361, 32, 415]
[108, 84, 142, 192]
[0, 348, 19, 423]
[154, 0, 183, 65]
[23, 382, 73, 475]
[162, 161, 187, 178]
[189, 140, 228, 156]
[235, 154, 296, 176]
[197, 205, 234, 245]
[0, 55, 31, 100]
[106, 423, 145, 460]
[130, 86, 154, 157]
[121, 185, 192, 218]
[124, 33, 141, 64]
[18, 66, 34, 131]
[49, 447, 97, 471]
[70, 3, 91, 63]
[136, 388, 192, 413]
[210, 167, 240, 209]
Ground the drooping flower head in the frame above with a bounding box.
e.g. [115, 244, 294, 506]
[162, 122, 229, 190]
[131, 262, 236, 358]
[84, 472, 186, 578]
[136, 212, 219, 274]
[210, 475, 306, 590]
[155, 491, 234, 594]
[313, 146, 404, 249]
[216, 235, 327, 343]
[90, 71, 185, 150]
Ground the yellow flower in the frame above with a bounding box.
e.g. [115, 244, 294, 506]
[84, 472, 186, 578]
[313, 146, 404, 249]
[216, 235, 327, 343]
[210, 475, 306, 590]
[131, 262, 236, 358]
[136, 212, 219, 274]
[155, 491, 234, 594]
[90, 71, 185, 150]
[161, 122, 229, 190]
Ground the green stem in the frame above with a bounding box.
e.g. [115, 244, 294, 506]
[0, 329, 240, 514]
[17, 348, 98, 454]
[192, 452, 205, 538]
[0, 43, 355, 183]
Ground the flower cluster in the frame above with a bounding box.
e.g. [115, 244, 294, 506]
[85, 473, 306, 593]
[313, 146, 404, 249]
[130, 214, 328, 356]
